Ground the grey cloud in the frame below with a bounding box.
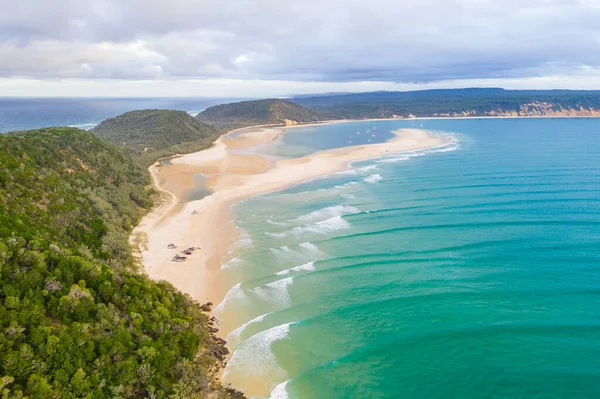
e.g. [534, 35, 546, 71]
[2, 0, 600, 82]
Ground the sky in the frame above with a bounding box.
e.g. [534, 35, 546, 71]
[2, 0, 600, 97]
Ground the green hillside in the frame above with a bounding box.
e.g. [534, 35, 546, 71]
[195, 98, 322, 129]
[0, 127, 242, 398]
[91, 110, 219, 165]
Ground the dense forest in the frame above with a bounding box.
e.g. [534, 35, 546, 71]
[0, 128, 242, 398]
[92, 110, 220, 167]
[292, 88, 600, 119]
[195, 99, 322, 130]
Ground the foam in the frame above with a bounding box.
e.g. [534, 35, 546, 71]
[294, 215, 350, 236]
[225, 312, 272, 349]
[268, 243, 323, 266]
[293, 205, 359, 224]
[213, 282, 244, 314]
[68, 122, 98, 130]
[265, 231, 289, 238]
[221, 257, 243, 270]
[332, 163, 377, 176]
[222, 323, 292, 387]
[276, 261, 316, 276]
[298, 241, 323, 255]
[432, 143, 461, 153]
[231, 230, 253, 249]
[334, 181, 359, 189]
[341, 193, 356, 199]
[378, 155, 411, 163]
[263, 185, 341, 200]
[364, 174, 383, 183]
[269, 245, 295, 257]
[377, 141, 460, 163]
[262, 177, 359, 201]
[253, 277, 294, 307]
[269, 380, 290, 399]
[267, 215, 351, 239]
[333, 169, 359, 176]
[356, 164, 379, 173]
[224, 282, 243, 300]
[267, 219, 288, 226]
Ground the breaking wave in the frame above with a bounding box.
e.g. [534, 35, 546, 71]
[229, 230, 253, 253]
[364, 174, 383, 183]
[332, 163, 378, 176]
[221, 257, 243, 270]
[293, 205, 359, 224]
[267, 243, 324, 267]
[276, 261, 316, 276]
[68, 122, 98, 130]
[298, 242, 323, 255]
[222, 323, 292, 391]
[268, 215, 351, 239]
[378, 142, 460, 164]
[225, 312, 273, 349]
[267, 219, 288, 226]
[253, 277, 295, 307]
[356, 164, 379, 173]
[269, 380, 290, 399]
[269, 245, 293, 255]
[213, 282, 245, 314]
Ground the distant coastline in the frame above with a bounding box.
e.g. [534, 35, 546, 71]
[0, 97, 232, 133]
[283, 113, 600, 129]
[3, 94, 600, 134]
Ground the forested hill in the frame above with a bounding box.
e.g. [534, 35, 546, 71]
[195, 98, 322, 129]
[91, 110, 219, 165]
[291, 88, 600, 119]
[0, 127, 243, 398]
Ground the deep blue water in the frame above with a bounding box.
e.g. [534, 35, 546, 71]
[0, 97, 238, 133]
[215, 118, 600, 398]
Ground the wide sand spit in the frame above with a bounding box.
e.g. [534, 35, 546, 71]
[131, 124, 451, 306]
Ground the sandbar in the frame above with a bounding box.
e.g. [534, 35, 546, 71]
[131, 126, 450, 304]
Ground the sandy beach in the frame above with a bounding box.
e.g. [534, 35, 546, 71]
[131, 125, 449, 306]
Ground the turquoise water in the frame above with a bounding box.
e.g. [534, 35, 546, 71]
[258, 122, 395, 158]
[216, 118, 600, 399]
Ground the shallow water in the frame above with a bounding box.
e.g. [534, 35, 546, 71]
[258, 122, 395, 158]
[217, 118, 600, 399]
[180, 173, 212, 202]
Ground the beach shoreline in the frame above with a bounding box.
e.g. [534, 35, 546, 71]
[131, 124, 449, 304]
[129, 121, 453, 395]
[131, 122, 454, 298]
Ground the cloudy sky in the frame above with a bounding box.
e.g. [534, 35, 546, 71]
[2, 0, 600, 97]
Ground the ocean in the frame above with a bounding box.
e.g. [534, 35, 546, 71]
[0, 97, 238, 133]
[216, 118, 600, 398]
